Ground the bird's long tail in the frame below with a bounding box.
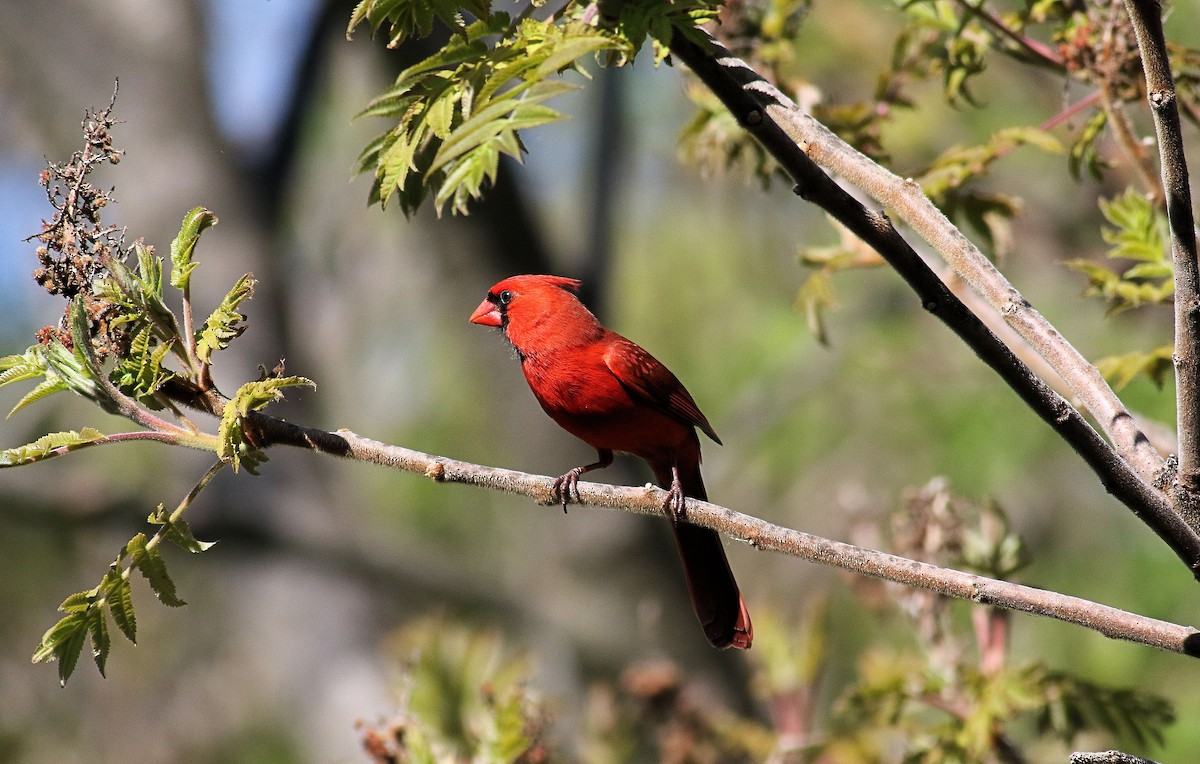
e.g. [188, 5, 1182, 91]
[654, 459, 753, 649]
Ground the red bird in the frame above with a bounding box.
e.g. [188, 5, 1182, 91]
[469, 274, 752, 649]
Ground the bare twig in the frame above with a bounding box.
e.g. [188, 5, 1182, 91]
[243, 416, 1200, 657]
[665, 30, 1200, 576]
[1123, 1, 1200, 508]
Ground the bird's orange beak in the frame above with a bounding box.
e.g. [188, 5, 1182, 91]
[469, 298, 502, 327]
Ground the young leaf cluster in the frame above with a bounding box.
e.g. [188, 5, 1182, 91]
[354, 8, 625, 216]
[815, 481, 1171, 760]
[348, 0, 493, 49]
[31, 492, 217, 686]
[1067, 190, 1173, 315]
[6, 99, 315, 683]
[835, 656, 1172, 761]
[1061, 190, 1175, 390]
[218, 374, 315, 474]
[358, 616, 551, 762]
[351, 0, 736, 216]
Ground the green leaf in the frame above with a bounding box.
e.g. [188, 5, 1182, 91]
[135, 240, 163, 298]
[218, 376, 315, 472]
[1100, 189, 1167, 263]
[127, 534, 186, 608]
[1068, 110, 1108, 181]
[169, 207, 218, 291]
[0, 347, 50, 389]
[59, 590, 97, 613]
[41, 336, 103, 407]
[8, 377, 70, 418]
[357, 16, 623, 216]
[32, 612, 89, 686]
[795, 270, 837, 346]
[106, 575, 138, 644]
[196, 273, 256, 365]
[149, 503, 218, 553]
[0, 427, 106, 467]
[1069, 190, 1173, 314]
[88, 607, 111, 677]
[103, 247, 182, 342]
[1095, 345, 1175, 390]
[346, 0, 493, 46]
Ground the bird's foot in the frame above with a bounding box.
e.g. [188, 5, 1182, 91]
[663, 471, 687, 522]
[552, 468, 584, 514]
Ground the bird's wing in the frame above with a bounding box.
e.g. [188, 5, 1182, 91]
[603, 337, 722, 445]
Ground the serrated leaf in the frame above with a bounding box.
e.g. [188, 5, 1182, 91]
[32, 612, 89, 686]
[150, 506, 218, 554]
[88, 607, 111, 677]
[1, 427, 106, 467]
[357, 16, 620, 216]
[428, 95, 565, 176]
[135, 241, 163, 298]
[0, 348, 49, 389]
[57, 621, 87, 685]
[107, 576, 137, 644]
[59, 590, 97, 614]
[196, 273, 256, 365]
[112, 325, 176, 408]
[425, 91, 458, 139]
[7, 377, 70, 418]
[1096, 346, 1175, 390]
[346, 0, 491, 46]
[218, 376, 314, 472]
[41, 339, 102, 405]
[130, 540, 186, 608]
[169, 207, 218, 291]
[104, 250, 181, 339]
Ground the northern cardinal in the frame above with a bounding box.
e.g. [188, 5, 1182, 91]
[469, 274, 752, 649]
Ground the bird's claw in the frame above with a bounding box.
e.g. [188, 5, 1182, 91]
[663, 483, 687, 522]
[552, 468, 583, 513]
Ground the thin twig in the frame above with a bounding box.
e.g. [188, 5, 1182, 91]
[1123, 1, 1200, 510]
[1101, 86, 1165, 206]
[246, 417, 1200, 658]
[952, 0, 1064, 68]
[665, 30, 1200, 576]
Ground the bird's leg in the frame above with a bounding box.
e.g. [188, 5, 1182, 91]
[552, 449, 613, 513]
[664, 464, 687, 522]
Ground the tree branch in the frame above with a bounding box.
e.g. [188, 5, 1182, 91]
[246, 414, 1200, 658]
[666, 30, 1200, 577]
[1123, 1, 1200, 507]
[672, 33, 1166, 488]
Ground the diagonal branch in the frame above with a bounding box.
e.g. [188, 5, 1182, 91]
[1123, 1, 1200, 507]
[666, 30, 1200, 577]
[245, 415, 1200, 658]
[672, 33, 1166, 487]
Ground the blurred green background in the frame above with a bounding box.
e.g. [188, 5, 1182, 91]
[2, 1, 1199, 761]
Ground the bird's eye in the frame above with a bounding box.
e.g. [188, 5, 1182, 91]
[497, 289, 514, 305]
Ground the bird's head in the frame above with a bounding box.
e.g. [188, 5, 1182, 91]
[469, 275, 599, 353]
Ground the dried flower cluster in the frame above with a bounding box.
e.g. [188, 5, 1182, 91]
[29, 85, 131, 359]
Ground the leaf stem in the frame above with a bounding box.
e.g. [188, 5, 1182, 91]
[147, 460, 226, 556]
